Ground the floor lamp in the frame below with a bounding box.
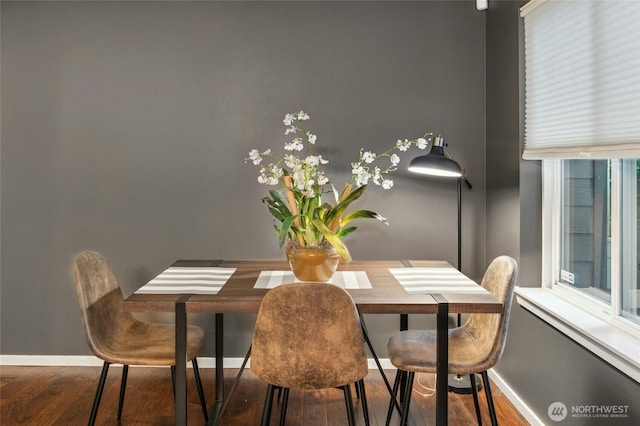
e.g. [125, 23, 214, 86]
[408, 134, 476, 394]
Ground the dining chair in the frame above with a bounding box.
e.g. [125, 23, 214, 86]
[73, 250, 208, 425]
[385, 255, 518, 426]
[251, 282, 370, 426]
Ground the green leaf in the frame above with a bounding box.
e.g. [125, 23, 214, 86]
[263, 190, 292, 222]
[278, 215, 297, 247]
[337, 226, 357, 239]
[342, 209, 388, 226]
[324, 184, 368, 225]
[311, 219, 351, 260]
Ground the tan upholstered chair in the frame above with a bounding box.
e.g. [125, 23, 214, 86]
[73, 251, 208, 425]
[251, 282, 369, 426]
[385, 255, 518, 426]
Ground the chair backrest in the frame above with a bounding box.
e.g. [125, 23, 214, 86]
[463, 255, 518, 369]
[251, 282, 368, 390]
[73, 251, 137, 361]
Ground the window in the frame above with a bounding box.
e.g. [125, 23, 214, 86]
[518, 0, 640, 380]
[546, 159, 639, 328]
[522, 0, 640, 327]
[523, 158, 640, 380]
[621, 160, 640, 323]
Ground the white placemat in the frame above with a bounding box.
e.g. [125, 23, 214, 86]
[253, 271, 372, 289]
[135, 267, 237, 295]
[389, 267, 489, 295]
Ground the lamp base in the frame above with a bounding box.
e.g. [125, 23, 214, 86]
[448, 373, 481, 394]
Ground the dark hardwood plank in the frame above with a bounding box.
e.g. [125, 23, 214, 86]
[0, 366, 529, 425]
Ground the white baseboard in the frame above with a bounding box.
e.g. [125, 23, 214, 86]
[488, 369, 545, 426]
[1, 355, 538, 423]
[0, 355, 106, 367]
[0, 355, 395, 370]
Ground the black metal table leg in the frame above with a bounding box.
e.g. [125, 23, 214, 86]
[175, 295, 191, 426]
[399, 260, 412, 407]
[400, 313, 408, 331]
[434, 294, 449, 426]
[398, 313, 409, 403]
[211, 313, 224, 422]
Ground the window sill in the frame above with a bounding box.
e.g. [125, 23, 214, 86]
[515, 287, 640, 383]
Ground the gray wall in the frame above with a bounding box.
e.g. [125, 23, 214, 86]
[1, 1, 486, 357]
[486, 1, 639, 425]
[4, 1, 638, 423]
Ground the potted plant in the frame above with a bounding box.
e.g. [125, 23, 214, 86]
[247, 111, 431, 280]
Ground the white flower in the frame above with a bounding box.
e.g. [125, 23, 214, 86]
[258, 163, 282, 186]
[283, 113, 295, 126]
[285, 138, 304, 151]
[317, 173, 329, 185]
[390, 154, 400, 166]
[307, 132, 317, 144]
[304, 155, 320, 166]
[302, 180, 316, 197]
[382, 179, 394, 189]
[297, 111, 310, 120]
[396, 139, 411, 152]
[371, 167, 382, 185]
[362, 151, 376, 164]
[269, 176, 279, 185]
[353, 166, 371, 186]
[284, 154, 297, 168]
[417, 138, 428, 149]
[285, 126, 297, 135]
[248, 149, 263, 165]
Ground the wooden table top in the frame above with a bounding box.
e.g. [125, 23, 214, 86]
[123, 259, 502, 315]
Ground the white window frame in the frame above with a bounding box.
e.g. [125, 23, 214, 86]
[516, 159, 640, 383]
[620, 160, 638, 320]
[546, 159, 639, 333]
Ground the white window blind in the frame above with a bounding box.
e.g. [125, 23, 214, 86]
[521, 0, 640, 160]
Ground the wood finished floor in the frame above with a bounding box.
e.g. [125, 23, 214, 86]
[0, 365, 529, 425]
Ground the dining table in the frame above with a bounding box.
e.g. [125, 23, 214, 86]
[123, 259, 502, 426]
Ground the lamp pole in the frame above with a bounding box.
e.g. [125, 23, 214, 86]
[407, 134, 477, 394]
[457, 176, 472, 270]
[457, 178, 462, 272]
[449, 175, 477, 394]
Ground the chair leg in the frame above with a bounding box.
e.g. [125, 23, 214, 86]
[117, 365, 129, 420]
[399, 371, 415, 426]
[191, 358, 208, 421]
[481, 371, 498, 426]
[261, 384, 276, 426]
[386, 369, 404, 426]
[279, 388, 290, 426]
[89, 362, 110, 426]
[470, 374, 482, 425]
[358, 379, 370, 426]
[342, 384, 356, 426]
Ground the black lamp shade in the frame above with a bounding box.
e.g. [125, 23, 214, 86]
[408, 143, 463, 178]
